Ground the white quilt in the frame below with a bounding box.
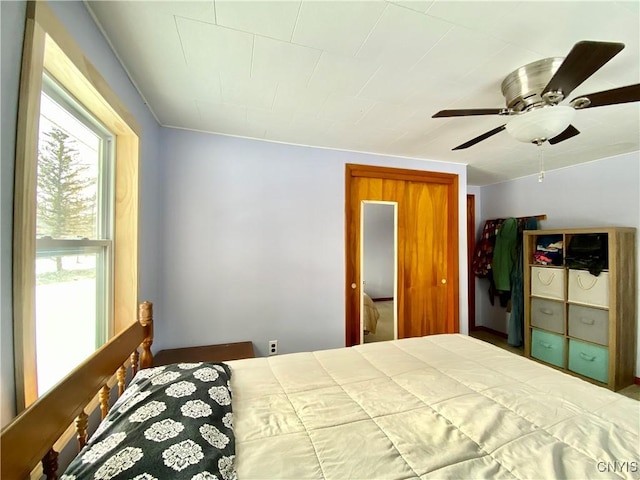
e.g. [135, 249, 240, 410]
[228, 334, 639, 479]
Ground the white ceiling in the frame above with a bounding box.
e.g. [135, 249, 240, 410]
[86, 1, 640, 186]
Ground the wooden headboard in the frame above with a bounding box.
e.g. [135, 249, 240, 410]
[1, 301, 155, 479]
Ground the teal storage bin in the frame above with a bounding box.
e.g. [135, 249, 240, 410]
[531, 329, 565, 368]
[568, 339, 609, 383]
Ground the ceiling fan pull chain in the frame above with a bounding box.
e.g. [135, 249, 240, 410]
[538, 147, 545, 183]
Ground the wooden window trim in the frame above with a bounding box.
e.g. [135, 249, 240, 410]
[13, 1, 140, 410]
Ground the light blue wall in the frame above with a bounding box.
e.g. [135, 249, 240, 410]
[477, 151, 640, 375]
[157, 129, 469, 356]
[0, 1, 162, 426]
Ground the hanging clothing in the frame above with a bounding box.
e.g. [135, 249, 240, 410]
[508, 217, 539, 347]
[472, 219, 502, 278]
[472, 219, 503, 305]
[493, 218, 517, 292]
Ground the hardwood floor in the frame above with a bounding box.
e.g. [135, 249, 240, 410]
[469, 329, 640, 401]
[469, 329, 523, 355]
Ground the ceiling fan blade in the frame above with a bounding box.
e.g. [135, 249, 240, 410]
[542, 41, 625, 99]
[432, 108, 505, 118]
[548, 125, 580, 145]
[452, 125, 506, 150]
[570, 84, 640, 108]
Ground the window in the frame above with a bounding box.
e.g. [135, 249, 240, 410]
[14, 2, 140, 409]
[35, 74, 115, 394]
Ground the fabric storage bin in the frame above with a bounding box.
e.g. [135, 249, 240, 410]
[568, 339, 609, 383]
[568, 304, 609, 346]
[568, 270, 609, 307]
[531, 329, 565, 368]
[530, 267, 565, 300]
[530, 298, 564, 334]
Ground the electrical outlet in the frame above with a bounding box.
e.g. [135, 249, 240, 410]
[268, 340, 278, 355]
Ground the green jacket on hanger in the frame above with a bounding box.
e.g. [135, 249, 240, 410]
[493, 217, 517, 292]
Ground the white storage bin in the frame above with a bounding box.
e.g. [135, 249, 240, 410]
[568, 269, 609, 308]
[530, 267, 565, 300]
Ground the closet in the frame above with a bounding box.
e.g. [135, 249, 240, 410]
[345, 164, 459, 346]
[523, 227, 636, 390]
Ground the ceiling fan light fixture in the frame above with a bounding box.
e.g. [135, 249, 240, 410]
[505, 106, 576, 144]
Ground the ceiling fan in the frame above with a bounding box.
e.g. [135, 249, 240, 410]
[432, 40, 640, 150]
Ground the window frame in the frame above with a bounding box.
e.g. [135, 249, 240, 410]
[14, 1, 141, 409]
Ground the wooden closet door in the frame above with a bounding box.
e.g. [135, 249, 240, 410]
[400, 180, 454, 338]
[345, 165, 458, 346]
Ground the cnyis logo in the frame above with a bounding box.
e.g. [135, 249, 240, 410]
[596, 461, 639, 473]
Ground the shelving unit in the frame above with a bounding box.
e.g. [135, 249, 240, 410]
[523, 227, 636, 391]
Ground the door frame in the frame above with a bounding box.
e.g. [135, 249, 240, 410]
[467, 194, 476, 331]
[345, 164, 459, 346]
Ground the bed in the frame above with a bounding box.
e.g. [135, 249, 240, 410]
[2, 302, 639, 479]
[363, 292, 380, 335]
